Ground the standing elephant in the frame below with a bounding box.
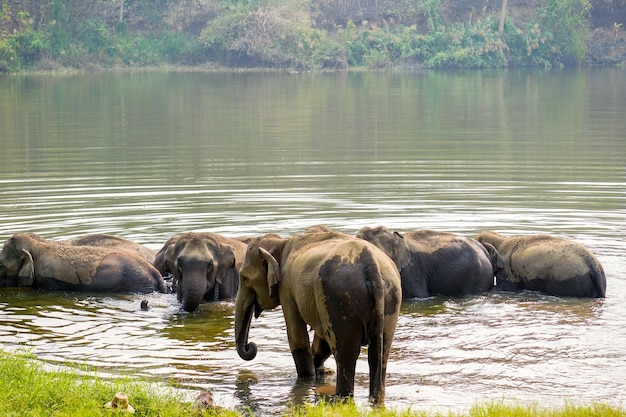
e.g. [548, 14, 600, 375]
[63, 234, 156, 263]
[234, 229, 401, 404]
[154, 232, 248, 312]
[475, 231, 606, 298]
[0, 233, 167, 293]
[356, 226, 495, 298]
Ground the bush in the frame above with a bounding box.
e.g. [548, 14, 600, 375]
[108, 34, 162, 66]
[0, 38, 19, 73]
[160, 31, 206, 65]
[78, 19, 112, 53]
[527, 0, 591, 65]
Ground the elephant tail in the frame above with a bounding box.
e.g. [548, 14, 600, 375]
[362, 248, 385, 336]
[361, 247, 386, 399]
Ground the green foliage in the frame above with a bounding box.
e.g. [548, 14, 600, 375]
[199, 3, 251, 64]
[107, 34, 163, 66]
[47, 0, 73, 53]
[77, 19, 111, 53]
[430, 18, 509, 68]
[527, 0, 591, 65]
[199, 0, 330, 69]
[336, 18, 509, 69]
[418, 0, 442, 32]
[0, 38, 19, 73]
[160, 31, 206, 65]
[0, 5, 46, 72]
[10, 30, 49, 66]
[310, 36, 347, 69]
[0, 0, 603, 72]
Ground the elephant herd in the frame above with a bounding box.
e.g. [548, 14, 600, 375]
[0, 227, 607, 404]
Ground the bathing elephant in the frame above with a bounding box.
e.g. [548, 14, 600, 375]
[0, 233, 167, 293]
[234, 229, 401, 404]
[63, 234, 156, 263]
[154, 232, 248, 312]
[356, 226, 495, 298]
[475, 231, 606, 298]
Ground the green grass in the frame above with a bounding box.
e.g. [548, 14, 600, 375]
[1, 349, 624, 417]
[0, 349, 235, 417]
[288, 401, 626, 417]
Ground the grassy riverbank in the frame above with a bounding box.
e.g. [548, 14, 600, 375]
[1, 349, 623, 417]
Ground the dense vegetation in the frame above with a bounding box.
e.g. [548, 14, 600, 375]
[0, 0, 623, 72]
[2, 349, 625, 417]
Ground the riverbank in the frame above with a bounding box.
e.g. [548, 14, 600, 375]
[2, 0, 625, 73]
[1, 349, 623, 417]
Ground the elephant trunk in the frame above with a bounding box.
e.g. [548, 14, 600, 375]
[179, 260, 210, 312]
[234, 287, 258, 361]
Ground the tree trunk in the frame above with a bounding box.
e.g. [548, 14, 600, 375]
[499, 0, 508, 32]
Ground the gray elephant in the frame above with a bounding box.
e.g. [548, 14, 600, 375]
[234, 229, 401, 404]
[0, 233, 167, 293]
[63, 234, 156, 263]
[356, 226, 495, 298]
[154, 232, 248, 312]
[475, 231, 606, 298]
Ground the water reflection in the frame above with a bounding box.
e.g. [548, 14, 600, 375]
[0, 69, 625, 414]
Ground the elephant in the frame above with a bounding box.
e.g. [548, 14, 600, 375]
[356, 226, 495, 298]
[475, 231, 606, 298]
[234, 229, 402, 404]
[0, 233, 167, 293]
[63, 234, 156, 263]
[154, 232, 248, 312]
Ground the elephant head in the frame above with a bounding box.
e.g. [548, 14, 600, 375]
[234, 235, 283, 361]
[161, 232, 239, 312]
[356, 226, 411, 271]
[0, 234, 40, 286]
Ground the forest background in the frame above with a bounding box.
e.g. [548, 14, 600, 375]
[1, 0, 625, 73]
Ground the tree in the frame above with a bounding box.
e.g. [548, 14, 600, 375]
[499, 0, 508, 33]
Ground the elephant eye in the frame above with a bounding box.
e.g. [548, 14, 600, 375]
[207, 261, 214, 271]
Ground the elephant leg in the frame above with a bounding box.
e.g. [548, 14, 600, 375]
[370, 322, 396, 404]
[283, 301, 315, 378]
[334, 333, 361, 398]
[368, 331, 384, 403]
[312, 333, 332, 370]
[291, 347, 315, 379]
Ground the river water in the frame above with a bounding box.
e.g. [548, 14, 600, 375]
[0, 69, 625, 415]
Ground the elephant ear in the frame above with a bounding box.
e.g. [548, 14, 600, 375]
[259, 247, 280, 297]
[393, 232, 412, 272]
[215, 244, 236, 285]
[482, 242, 504, 272]
[158, 241, 178, 278]
[17, 249, 35, 286]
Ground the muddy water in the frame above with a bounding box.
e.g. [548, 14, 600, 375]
[0, 69, 625, 415]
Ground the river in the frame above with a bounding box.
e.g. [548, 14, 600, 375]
[0, 68, 625, 415]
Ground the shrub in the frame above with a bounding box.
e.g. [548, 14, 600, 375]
[527, 0, 591, 65]
[0, 38, 18, 73]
